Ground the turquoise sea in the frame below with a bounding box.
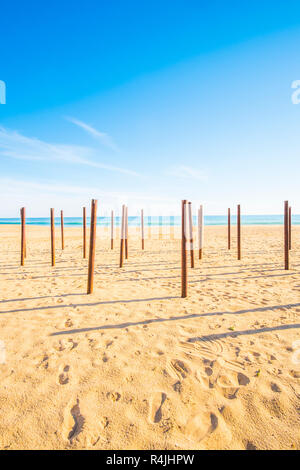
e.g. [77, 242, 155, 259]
[0, 215, 299, 226]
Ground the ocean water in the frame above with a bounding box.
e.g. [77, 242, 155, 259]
[0, 215, 299, 226]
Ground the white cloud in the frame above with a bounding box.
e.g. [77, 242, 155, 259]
[66, 116, 119, 152]
[0, 125, 138, 176]
[167, 165, 207, 181]
[0, 177, 179, 217]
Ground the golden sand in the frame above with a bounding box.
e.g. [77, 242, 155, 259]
[0, 224, 299, 450]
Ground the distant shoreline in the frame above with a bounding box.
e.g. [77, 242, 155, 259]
[0, 215, 299, 227]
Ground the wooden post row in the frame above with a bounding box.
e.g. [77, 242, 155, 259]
[188, 202, 194, 268]
[111, 210, 114, 249]
[289, 206, 292, 251]
[181, 200, 187, 298]
[237, 204, 241, 260]
[119, 205, 125, 268]
[141, 209, 144, 250]
[198, 205, 203, 260]
[228, 208, 231, 250]
[50, 208, 55, 266]
[20, 207, 26, 266]
[87, 199, 98, 294]
[23, 207, 26, 259]
[284, 201, 289, 270]
[60, 210, 64, 250]
[83, 207, 87, 259]
[125, 206, 128, 260]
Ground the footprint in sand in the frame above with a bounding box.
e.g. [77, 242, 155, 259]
[271, 382, 281, 393]
[88, 338, 100, 350]
[58, 365, 70, 385]
[289, 370, 300, 379]
[195, 370, 210, 389]
[66, 339, 78, 350]
[102, 354, 108, 363]
[167, 360, 190, 380]
[149, 392, 167, 423]
[185, 412, 218, 442]
[205, 366, 213, 377]
[106, 392, 121, 402]
[245, 441, 258, 450]
[63, 399, 85, 443]
[217, 371, 250, 399]
[37, 354, 49, 369]
[53, 338, 77, 352]
[173, 381, 182, 393]
[53, 341, 65, 352]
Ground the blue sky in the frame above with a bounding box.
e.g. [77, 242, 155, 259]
[1, 0, 300, 216]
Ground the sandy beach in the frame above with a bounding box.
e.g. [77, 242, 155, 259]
[0, 224, 299, 450]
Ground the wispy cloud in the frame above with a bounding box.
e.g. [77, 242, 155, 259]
[66, 116, 119, 152]
[0, 177, 178, 216]
[0, 177, 173, 200]
[167, 165, 207, 181]
[0, 126, 138, 176]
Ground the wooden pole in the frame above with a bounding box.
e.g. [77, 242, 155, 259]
[289, 206, 292, 251]
[87, 199, 98, 294]
[83, 207, 86, 258]
[228, 208, 231, 250]
[198, 205, 203, 260]
[284, 201, 289, 270]
[111, 210, 114, 249]
[119, 205, 125, 268]
[181, 200, 187, 298]
[188, 202, 194, 268]
[50, 208, 55, 266]
[60, 210, 64, 250]
[125, 206, 128, 259]
[141, 209, 144, 250]
[237, 204, 241, 260]
[20, 207, 26, 266]
[23, 207, 27, 259]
